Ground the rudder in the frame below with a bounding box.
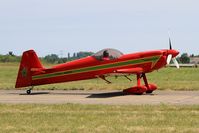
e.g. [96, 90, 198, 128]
[15, 50, 44, 88]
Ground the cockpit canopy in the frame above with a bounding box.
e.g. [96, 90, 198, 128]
[92, 48, 123, 60]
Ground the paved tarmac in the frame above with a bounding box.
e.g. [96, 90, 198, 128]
[0, 90, 199, 105]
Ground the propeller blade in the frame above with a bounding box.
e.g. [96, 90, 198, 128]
[169, 38, 172, 50]
[172, 58, 180, 69]
[167, 54, 172, 64]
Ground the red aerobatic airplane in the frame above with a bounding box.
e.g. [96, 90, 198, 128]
[15, 39, 179, 95]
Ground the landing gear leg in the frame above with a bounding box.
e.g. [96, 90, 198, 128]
[142, 73, 157, 94]
[123, 73, 147, 95]
[123, 73, 158, 95]
[26, 86, 33, 95]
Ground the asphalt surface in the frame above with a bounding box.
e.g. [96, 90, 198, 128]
[0, 90, 199, 105]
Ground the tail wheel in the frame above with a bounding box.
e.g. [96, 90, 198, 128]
[26, 89, 31, 94]
[26, 86, 33, 95]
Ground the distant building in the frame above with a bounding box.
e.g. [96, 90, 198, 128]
[190, 57, 199, 64]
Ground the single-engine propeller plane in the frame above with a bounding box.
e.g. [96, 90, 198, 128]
[15, 39, 179, 95]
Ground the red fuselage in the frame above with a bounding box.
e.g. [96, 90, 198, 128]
[30, 49, 179, 86]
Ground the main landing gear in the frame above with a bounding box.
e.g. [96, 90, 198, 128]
[26, 86, 33, 95]
[123, 73, 157, 95]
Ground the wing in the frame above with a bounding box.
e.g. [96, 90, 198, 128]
[115, 67, 143, 74]
[96, 67, 143, 83]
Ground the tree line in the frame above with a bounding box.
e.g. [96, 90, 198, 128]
[0, 51, 198, 64]
[0, 51, 94, 64]
[43, 51, 94, 64]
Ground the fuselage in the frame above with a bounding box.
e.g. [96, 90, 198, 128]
[31, 49, 179, 86]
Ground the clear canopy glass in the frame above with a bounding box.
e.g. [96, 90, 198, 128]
[92, 48, 123, 60]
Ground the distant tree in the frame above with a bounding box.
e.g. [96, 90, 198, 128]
[73, 53, 76, 58]
[66, 51, 94, 61]
[8, 51, 14, 56]
[0, 54, 21, 62]
[179, 53, 190, 64]
[0, 51, 21, 62]
[67, 53, 70, 59]
[58, 57, 68, 64]
[76, 51, 94, 58]
[76, 53, 80, 58]
[176, 57, 180, 63]
[44, 54, 59, 64]
[190, 54, 194, 57]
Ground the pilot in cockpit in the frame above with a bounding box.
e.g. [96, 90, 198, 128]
[102, 50, 110, 61]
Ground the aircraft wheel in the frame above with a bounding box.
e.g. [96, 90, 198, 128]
[145, 84, 157, 94]
[26, 89, 31, 95]
[123, 86, 146, 95]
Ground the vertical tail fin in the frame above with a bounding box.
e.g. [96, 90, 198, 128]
[15, 50, 44, 88]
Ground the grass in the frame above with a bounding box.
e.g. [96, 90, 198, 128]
[0, 104, 198, 133]
[0, 63, 199, 133]
[0, 62, 199, 90]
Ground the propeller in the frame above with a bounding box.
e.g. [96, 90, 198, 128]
[169, 38, 172, 50]
[172, 57, 180, 69]
[166, 38, 180, 68]
[167, 54, 172, 64]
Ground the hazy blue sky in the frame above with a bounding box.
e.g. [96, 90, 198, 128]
[0, 0, 198, 57]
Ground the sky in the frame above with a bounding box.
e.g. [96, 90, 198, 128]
[0, 0, 199, 57]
